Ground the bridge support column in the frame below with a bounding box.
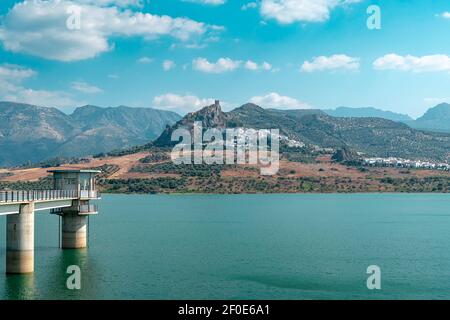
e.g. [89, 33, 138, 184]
[62, 212, 87, 249]
[6, 202, 34, 274]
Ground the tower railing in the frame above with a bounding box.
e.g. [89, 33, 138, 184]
[79, 190, 100, 199]
[79, 204, 98, 214]
[50, 203, 98, 215]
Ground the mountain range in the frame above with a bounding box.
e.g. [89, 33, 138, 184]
[155, 102, 450, 162]
[0, 102, 180, 166]
[323, 107, 414, 122]
[323, 103, 450, 133]
[0, 100, 450, 167]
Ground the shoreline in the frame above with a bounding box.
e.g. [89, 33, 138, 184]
[99, 190, 450, 196]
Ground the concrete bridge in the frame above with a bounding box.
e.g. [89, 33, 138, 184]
[0, 169, 101, 274]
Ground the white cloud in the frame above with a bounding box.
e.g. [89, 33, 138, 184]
[241, 2, 258, 10]
[245, 60, 259, 70]
[249, 92, 311, 109]
[373, 54, 450, 73]
[0, 0, 220, 62]
[163, 60, 176, 71]
[76, 0, 144, 7]
[71, 81, 103, 94]
[153, 93, 217, 113]
[0, 64, 36, 81]
[439, 12, 450, 19]
[260, 0, 361, 24]
[301, 54, 360, 72]
[137, 57, 153, 64]
[193, 57, 274, 73]
[244, 60, 273, 71]
[193, 57, 242, 73]
[0, 64, 80, 109]
[182, 0, 226, 5]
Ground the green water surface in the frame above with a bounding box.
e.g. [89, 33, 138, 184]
[1, 193, 449, 299]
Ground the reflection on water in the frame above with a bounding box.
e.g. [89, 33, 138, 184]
[5, 274, 36, 300]
[0, 239, 100, 299]
[61, 249, 89, 271]
[42, 248, 102, 300]
[3, 248, 92, 300]
[44, 249, 88, 295]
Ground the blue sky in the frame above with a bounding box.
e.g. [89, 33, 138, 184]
[0, 0, 449, 117]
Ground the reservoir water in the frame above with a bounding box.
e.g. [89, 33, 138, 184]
[1, 193, 450, 300]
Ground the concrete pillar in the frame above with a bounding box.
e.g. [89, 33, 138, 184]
[62, 212, 87, 249]
[6, 203, 35, 274]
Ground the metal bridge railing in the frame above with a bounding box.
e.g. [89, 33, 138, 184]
[0, 190, 79, 203]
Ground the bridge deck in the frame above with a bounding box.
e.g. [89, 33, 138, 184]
[0, 190, 100, 215]
[0, 190, 99, 204]
[0, 190, 78, 204]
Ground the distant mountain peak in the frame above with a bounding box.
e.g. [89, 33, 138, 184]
[419, 103, 450, 121]
[237, 102, 263, 110]
[0, 102, 181, 166]
[0, 101, 59, 112]
[323, 106, 413, 122]
[77, 104, 102, 110]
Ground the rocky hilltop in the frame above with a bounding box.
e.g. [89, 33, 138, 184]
[154, 101, 450, 162]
